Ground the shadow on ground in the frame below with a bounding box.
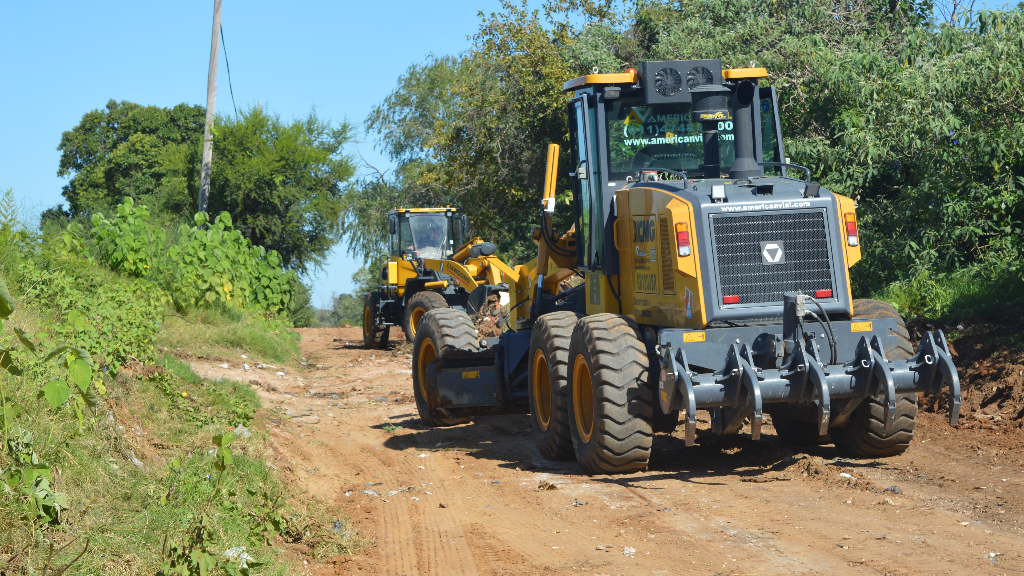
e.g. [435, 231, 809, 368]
[379, 413, 876, 486]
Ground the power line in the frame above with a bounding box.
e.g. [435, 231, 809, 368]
[220, 23, 238, 117]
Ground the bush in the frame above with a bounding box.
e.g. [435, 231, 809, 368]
[84, 197, 297, 317]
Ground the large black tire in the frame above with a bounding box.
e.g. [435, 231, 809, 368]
[566, 314, 653, 474]
[831, 299, 917, 458]
[528, 312, 580, 461]
[403, 291, 449, 343]
[411, 309, 476, 427]
[362, 293, 389, 349]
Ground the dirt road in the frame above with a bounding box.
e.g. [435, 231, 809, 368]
[191, 327, 1024, 576]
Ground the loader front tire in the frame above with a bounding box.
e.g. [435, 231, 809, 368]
[412, 309, 476, 427]
[404, 291, 449, 343]
[566, 314, 653, 475]
[528, 312, 580, 461]
[363, 293, 390, 349]
[832, 299, 917, 458]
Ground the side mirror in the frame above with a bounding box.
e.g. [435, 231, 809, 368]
[388, 216, 396, 235]
[461, 214, 468, 234]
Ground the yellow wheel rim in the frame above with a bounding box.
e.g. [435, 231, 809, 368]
[572, 354, 594, 444]
[363, 301, 372, 333]
[409, 307, 426, 337]
[417, 337, 437, 401]
[532, 349, 552, 431]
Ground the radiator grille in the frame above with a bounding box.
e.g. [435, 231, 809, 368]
[711, 211, 833, 305]
[659, 217, 675, 294]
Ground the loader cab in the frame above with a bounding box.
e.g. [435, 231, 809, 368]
[563, 61, 787, 273]
[385, 207, 468, 295]
[388, 208, 467, 262]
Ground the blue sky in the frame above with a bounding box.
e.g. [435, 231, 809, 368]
[0, 0, 537, 308]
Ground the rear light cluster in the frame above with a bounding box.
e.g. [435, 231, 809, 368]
[844, 212, 859, 247]
[723, 290, 831, 306]
[675, 223, 691, 257]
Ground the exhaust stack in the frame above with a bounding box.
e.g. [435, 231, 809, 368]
[690, 84, 732, 179]
[729, 80, 763, 179]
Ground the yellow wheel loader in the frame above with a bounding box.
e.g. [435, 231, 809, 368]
[362, 207, 518, 348]
[410, 60, 961, 474]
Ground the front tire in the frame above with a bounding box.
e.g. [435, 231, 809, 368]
[411, 309, 476, 427]
[404, 291, 449, 343]
[362, 293, 389, 349]
[528, 312, 579, 461]
[831, 299, 917, 458]
[566, 314, 653, 475]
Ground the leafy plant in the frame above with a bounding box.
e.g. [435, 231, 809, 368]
[159, 515, 251, 576]
[90, 197, 165, 277]
[19, 256, 164, 372]
[166, 210, 296, 315]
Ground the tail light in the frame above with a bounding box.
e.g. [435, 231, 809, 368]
[723, 295, 739, 305]
[675, 222, 691, 257]
[844, 212, 859, 247]
[815, 289, 833, 299]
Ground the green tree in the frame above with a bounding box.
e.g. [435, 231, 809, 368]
[209, 106, 357, 274]
[350, 0, 1024, 295]
[57, 100, 204, 216]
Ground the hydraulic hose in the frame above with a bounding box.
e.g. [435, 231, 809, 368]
[805, 296, 837, 365]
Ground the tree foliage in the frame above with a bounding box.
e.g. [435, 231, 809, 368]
[208, 107, 357, 274]
[56, 102, 357, 275]
[347, 0, 1024, 295]
[57, 100, 204, 217]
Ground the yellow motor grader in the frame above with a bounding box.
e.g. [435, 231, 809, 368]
[362, 207, 517, 347]
[409, 60, 961, 473]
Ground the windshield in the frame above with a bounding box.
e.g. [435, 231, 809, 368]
[605, 97, 736, 180]
[408, 214, 450, 258]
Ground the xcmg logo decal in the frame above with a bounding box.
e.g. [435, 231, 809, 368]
[632, 217, 657, 243]
[760, 241, 786, 265]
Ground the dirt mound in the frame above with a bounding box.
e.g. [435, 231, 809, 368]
[785, 456, 879, 492]
[918, 315, 1024, 431]
[473, 293, 506, 339]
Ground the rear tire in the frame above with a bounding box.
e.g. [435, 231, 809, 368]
[362, 293, 389, 350]
[528, 312, 580, 461]
[832, 299, 917, 458]
[411, 309, 476, 427]
[566, 314, 653, 475]
[404, 291, 449, 343]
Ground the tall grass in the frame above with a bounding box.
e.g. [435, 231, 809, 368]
[157, 306, 301, 365]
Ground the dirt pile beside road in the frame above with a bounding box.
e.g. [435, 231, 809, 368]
[917, 315, 1024, 431]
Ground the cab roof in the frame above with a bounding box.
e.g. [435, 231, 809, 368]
[386, 207, 459, 216]
[561, 66, 769, 93]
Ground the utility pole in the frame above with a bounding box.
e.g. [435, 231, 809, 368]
[198, 0, 222, 213]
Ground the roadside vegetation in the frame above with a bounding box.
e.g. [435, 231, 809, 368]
[0, 108, 358, 572]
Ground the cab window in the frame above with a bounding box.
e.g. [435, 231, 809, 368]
[605, 97, 736, 180]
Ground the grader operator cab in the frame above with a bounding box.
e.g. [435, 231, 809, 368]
[410, 60, 962, 473]
[363, 207, 515, 347]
